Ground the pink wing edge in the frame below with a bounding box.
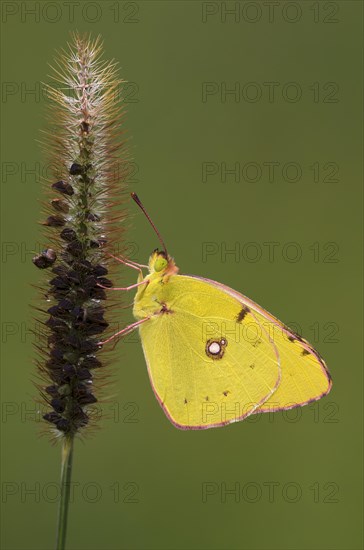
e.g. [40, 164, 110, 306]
[185, 275, 333, 414]
[139, 281, 282, 430]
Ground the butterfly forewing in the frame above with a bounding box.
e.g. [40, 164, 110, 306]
[138, 276, 281, 429]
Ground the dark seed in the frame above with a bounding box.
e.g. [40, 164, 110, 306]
[73, 288, 87, 301]
[46, 358, 60, 370]
[49, 374, 61, 386]
[78, 368, 92, 380]
[62, 364, 77, 378]
[44, 215, 65, 227]
[56, 418, 70, 432]
[82, 356, 102, 369]
[66, 241, 83, 256]
[51, 398, 65, 413]
[51, 198, 70, 213]
[97, 277, 112, 288]
[58, 298, 73, 310]
[50, 276, 71, 290]
[68, 270, 81, 284]
[79, 340, 99, 353]
[72, 407, 89, 427]
[43, 411, 61, 424]
[72, 259, 93, 274]
[71, 306, 84, 320]
[87, 213, 100, 222]
[78, 259, 93, 270]
[47, 305, 64, 316]
[69, 163, 83, 175]
[75, 418, 89, 429]
[45, 385, 59, 397]
[85, 307, 106, 322]
[94, 264, 108, 276]
[32, 248, 57, 269]
[78, 393, 97, 405]
[61, 252, 75, 266]
[52, 265, 67, 276]
[46, 317, 66, 330]
[81, 121, 90, 133]
[90, 287, 106, 300]
[52, 180, 74, 196]
[82, 321, 108, 336]
[50, 348, 65, 360]
[60, 228, 77, 242]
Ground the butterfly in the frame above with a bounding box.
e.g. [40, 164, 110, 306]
[100, 194, 332, 430]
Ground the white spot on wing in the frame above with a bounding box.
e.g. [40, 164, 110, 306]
[208, 342, 221, 355]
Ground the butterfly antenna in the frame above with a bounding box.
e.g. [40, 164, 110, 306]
[131, 193, 168, 256]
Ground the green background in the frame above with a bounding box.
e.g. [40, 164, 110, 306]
[1, 1, 363, 549]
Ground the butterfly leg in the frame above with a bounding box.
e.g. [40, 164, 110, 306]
[97, 316, 152, 346]
[97, 280, 149, 291]
[106, 252, 148, 273]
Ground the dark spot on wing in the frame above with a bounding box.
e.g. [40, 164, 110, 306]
[251, 339, 262, 348]
[160, 303, 173, 314]
[184, 398, 188, 404]
[249, 364, 255, 369]
[205, 338, 228, 360]
[205, 396, 209, 401]
[223, 391, 230, 397]
[286, 328, 305, 343]
[236, 306, 250, 323]
[301, 348, 310, 356]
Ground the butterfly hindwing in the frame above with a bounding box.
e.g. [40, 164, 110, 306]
[139, 276, 281, 429]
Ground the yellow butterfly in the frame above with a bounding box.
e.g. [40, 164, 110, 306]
[100, 194, 332, 430]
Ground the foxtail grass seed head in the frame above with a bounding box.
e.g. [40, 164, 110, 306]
[33, 33, 129, 438]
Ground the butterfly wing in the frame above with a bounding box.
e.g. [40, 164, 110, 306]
[138, 275, 281, 429]
[187, 275, 332, 413]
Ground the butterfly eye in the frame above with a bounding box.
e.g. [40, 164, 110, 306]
[154, 256, 168, 272]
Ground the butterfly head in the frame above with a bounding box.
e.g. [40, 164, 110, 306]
[148, 249, 179, 277]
